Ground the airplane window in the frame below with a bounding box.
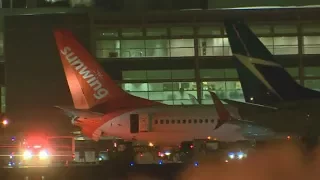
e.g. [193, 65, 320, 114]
[211, 119, 214, 123]
[177, 120, 181, 124]
[171, 120, 175, 124]
[205, 119, 208, 123]
[160, 120, 164, 124]
[194, 119, 197, 124]
[155, 120, 158, 124]
[199, 119, 203, 123]
[183, 120, 186, 124]
[166, 120, 169, 124]
[188, 120, 192, 123]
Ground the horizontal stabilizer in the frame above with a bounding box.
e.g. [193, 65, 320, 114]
[54, 106, 104, 119]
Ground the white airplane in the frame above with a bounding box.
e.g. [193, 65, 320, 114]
[53, 29, 274, 146]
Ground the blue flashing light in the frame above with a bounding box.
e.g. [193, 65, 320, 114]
[194, 162, 199, 167]
[11, 137, 15, 141]
[158, 160, 163, 165]
[129, 162, 134, 166]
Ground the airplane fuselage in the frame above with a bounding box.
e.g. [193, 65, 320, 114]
[80, 105, 275, 146]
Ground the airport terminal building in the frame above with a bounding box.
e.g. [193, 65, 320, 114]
[2, 1, 320, 121]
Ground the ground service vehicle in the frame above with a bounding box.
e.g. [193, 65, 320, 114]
[19, 136, 51, 167]
[18, 135, 75, 167]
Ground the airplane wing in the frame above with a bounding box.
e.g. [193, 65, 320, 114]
[210, 91, 261, 127]
[222, 99, 278, 110]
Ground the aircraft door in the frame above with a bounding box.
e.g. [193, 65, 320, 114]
[139, 113, 152, 132]
[130, 114, 139, 133]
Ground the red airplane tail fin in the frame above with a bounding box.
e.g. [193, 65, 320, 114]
[53, 29, 161, 110]
[209, 91, 231, 129]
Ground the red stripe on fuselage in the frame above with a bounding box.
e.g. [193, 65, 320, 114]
[74, 107, 137, 139]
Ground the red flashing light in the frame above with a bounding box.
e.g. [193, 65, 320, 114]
[190, 145, 194, 149]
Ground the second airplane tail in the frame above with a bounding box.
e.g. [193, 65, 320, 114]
[224, 20, 320, 105]
[210, 91, 231, 129]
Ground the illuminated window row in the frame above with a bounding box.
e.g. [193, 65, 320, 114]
[154, 119, 215, 125]
[121, 81, 244, 105]
[123, 69, 195, 80]
[96, 36, 306, 58]
[96, 24, 320, 38]
[122, 68, 298, 81]
[121, 77, 320, 105]
[96, 39, 194, 58]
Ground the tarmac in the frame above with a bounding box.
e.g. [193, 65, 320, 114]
[0, 163, 186, 180]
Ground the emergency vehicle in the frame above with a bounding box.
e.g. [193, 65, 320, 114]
[17, 135, 75, 167]
[19, 136, 51, 167]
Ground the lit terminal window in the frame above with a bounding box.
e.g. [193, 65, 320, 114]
[198, 38, 231, 56]
[170, 39, 194, 57]
[121, 82, 197, 105]
[303, 36, 320, 54]
[145, 39, 170, 57]
[258, 37, 298, 55]
[201, 81, 244, 104]
[122, 69, 195, 80]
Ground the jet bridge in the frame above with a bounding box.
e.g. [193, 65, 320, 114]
[130, 113, 153, 133]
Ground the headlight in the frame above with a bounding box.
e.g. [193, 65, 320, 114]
[228, 153, 235, 159]
[228, 151, 247, 160]
[23, 150, 32, 160]
[39, 150, 49, 159]
[237, 152, 246, 159]
[237, 152, 244, 159]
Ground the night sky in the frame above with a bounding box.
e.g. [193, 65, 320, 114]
[4, 14, 90, 135]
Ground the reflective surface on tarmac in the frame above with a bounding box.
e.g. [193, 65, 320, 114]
[2, 142, 320, 180]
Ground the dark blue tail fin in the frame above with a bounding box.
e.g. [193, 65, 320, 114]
[224, 20, 320, 105]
